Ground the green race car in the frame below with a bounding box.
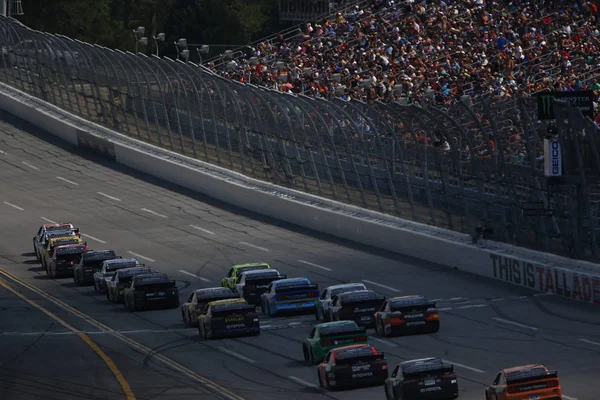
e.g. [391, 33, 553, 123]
[221, 262, 271, 289]
[302, 321, 369, 365]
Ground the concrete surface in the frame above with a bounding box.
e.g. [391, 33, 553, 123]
[0, 111, 599, 400]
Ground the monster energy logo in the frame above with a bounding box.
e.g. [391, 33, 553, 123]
[540, 94, 554, 117]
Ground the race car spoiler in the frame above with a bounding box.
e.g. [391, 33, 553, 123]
[337, 350, 385, 363]
[320, 326, 366, 338]
[506, 370, 558, 385]
[391, 301, 437, 312]
[403, 360, 454, 377]
[275, 283, 318, 293]
[212, 304, 256, 316]
[245, 272, 287, 282]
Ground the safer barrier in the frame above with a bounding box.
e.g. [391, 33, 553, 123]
[1, 82, 599, 306]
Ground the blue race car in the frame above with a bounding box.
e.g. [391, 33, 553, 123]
[260, 277, 320, 317]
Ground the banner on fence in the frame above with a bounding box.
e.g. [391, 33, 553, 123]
[537, 90, 594, 120]
[490, 254, 600, 305]
[544, 139, 562, 177]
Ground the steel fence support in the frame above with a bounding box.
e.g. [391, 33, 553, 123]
[161, 58, 197, 158]
[113, 50, 144, 140]
[319, 98, 369, 208]
[295, 95, 345, 201]
[136, 54, 172, 150]
[123, 51, 154, 142]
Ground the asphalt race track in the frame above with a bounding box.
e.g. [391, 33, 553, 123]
[0, 110, 599, 400]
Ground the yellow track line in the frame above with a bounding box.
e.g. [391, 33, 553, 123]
[0, 275, 136, 400]
[0, 268, 245, 400]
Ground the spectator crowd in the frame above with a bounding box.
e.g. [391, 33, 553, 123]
[207, 0, 600, 167]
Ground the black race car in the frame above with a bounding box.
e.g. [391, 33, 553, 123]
[106, 266, 153, 303]
[375, 296, 440, 337]
[197, 298, 260, 339]
[123, 273, 179, 311]
[328, 289, 385, 328]
[73, 250, 119, 286]
[232, 269, 287, 306]
[385, 358, 458, 400]
[181, 287, 238, 327]
[93, 258, 141, 294]
[318, 344, 388, 390]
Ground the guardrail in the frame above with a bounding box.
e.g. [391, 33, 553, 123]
[1, 81, 599, 306]
[0, 16, 599, 262]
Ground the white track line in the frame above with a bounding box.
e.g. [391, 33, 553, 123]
[40, 217, 57, 224]
[22, 161, 39, 170]
[562, 395, 579, 400]
[0, 149, 6, 154]
[492, 317, 539, 331]
[370, 337, 398, 347]
[362, 279, 401, 293]
[84, 234, 107, 244]
[579, 338, 600, 347]
[455, 304, 487, 310]
[97, 192, 121, 202]
[260, 324, 272, 329]
[288, 376, 317, 388]
[141, 208, 168, 218]
[3, 201, 24, 211]
[442, 359, 485, 373]
[126, 251, 155, 262]
[178, 270, 210, 282]
[297, 260, 332, 272]
[238, 242, 270, 252]
[56, 176, 79, 186]
[189, 225, 215, 235]
[218, 347, 256, 364]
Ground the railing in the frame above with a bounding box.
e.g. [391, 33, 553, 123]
[1, 16, 599, 262]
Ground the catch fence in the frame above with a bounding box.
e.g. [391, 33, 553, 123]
[1, 16, 599, 261]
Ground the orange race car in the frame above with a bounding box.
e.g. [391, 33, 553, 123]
[485, 364, 562, 400]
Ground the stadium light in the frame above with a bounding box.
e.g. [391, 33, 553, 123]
[174, 38, 188, 61]
[132, 26, 146, 55]
[153, 33, 165, 56]
[196, 45, 209, 64]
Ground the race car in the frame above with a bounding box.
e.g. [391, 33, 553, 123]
[197, 298, 260, 339]
[317, 344, 388, 390]
[374, 295, 439, 337]
[33, 223, 78, 261]
[34, 228, 77, 262]
[181, 287, 238, 327]
[72, 250, 119, 286]
[106, 266, 153, 303]
[384, 357, 458, 400]
[46, 243, 89, 278]
[123, 272, 179, 311]
[327, 289, 385, 328]
[260, 277, 319, 317]
[42, 235, 83, 271]
[485, 364, 562, 400]
[232, 269, 287, 305]
[93, 258, 141, 294]
[315, 283, 367, 321]
[221, 262, 271, 289]
[303, 321, 369, 365]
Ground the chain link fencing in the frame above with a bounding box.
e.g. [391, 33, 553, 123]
[1, 16, 599, 261]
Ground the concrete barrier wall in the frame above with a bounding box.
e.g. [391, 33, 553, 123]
[1, 84, 599, 306]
